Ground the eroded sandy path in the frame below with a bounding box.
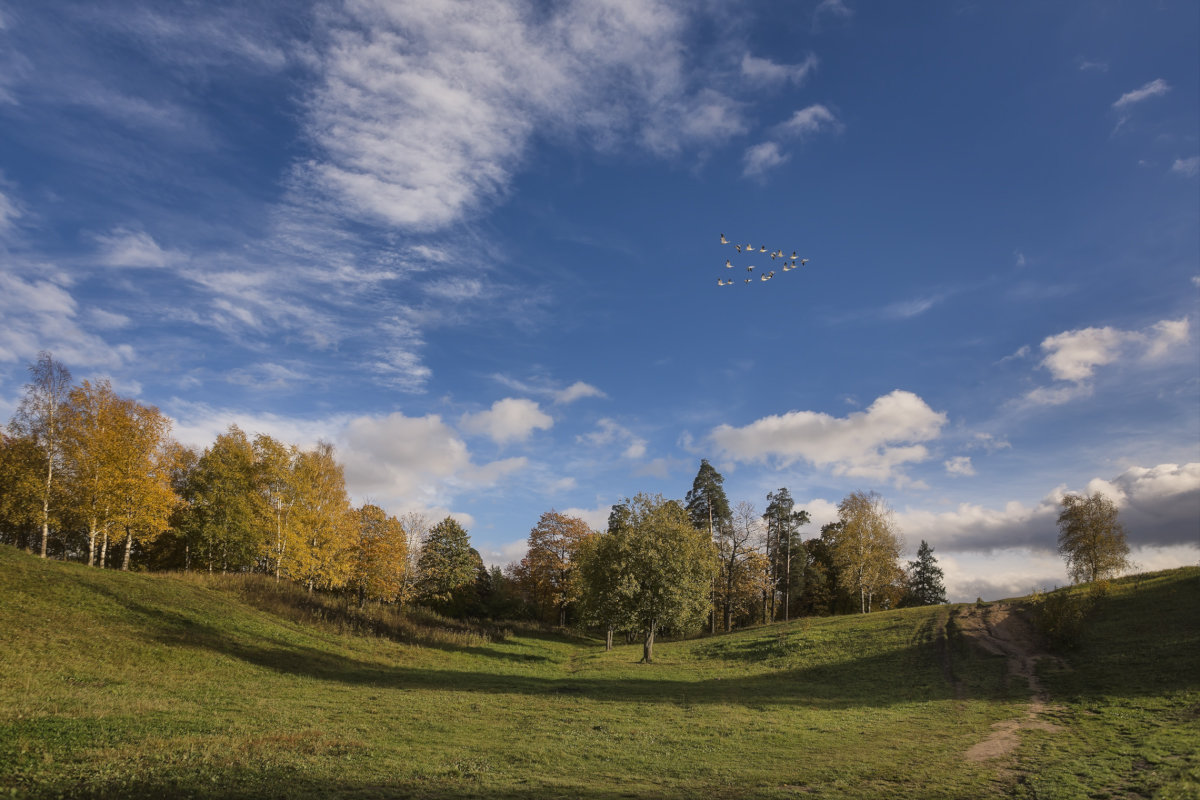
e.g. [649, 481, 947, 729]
[955, 603, 1064, 762]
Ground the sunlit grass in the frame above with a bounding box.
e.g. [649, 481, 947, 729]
[1, 547, 1196, 798]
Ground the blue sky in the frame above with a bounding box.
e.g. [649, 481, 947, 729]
[1, 0, 1197, 601]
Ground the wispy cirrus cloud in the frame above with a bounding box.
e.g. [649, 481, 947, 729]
[741, 53, 818, 87]
[1112, 78, 1170, 109]
[297, 0, 746, 232]
[742, 104, 842, 178]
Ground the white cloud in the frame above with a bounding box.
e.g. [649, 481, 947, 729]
[340, 411, 527, 510]
[460, 397, 553, 445]
[95, 228, 183, 268]
[554, 381, 605, 404]
[560, 502, 613, 532]
[1076, 58, 1108, 73]
[1170, 157, 1199, 178]
[774, 104, 842, 139]
[0, 272, 133, 368]
[299, 0, 745, 231]
[1039, 325, 1127, 382]
[741, 53, 818, 86]
[711, 390, 947, 482]
[1112, 78, 1170, 109]
[742, 141, 790, 177]
[945, 456, 975, 476]
[1026, 318, 1191, 404]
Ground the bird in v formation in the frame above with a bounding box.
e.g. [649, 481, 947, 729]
[716, 233, 813, 286]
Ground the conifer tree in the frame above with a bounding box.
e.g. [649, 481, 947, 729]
[903, 539, 947, 606]
[415, 516, 477, 612]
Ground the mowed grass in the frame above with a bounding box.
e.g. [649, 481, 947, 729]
[0, 547, 1195, 799]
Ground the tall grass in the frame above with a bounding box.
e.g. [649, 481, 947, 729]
[171, 570, 513, 649]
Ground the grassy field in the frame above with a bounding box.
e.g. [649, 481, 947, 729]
[0, 547, 1196, 799]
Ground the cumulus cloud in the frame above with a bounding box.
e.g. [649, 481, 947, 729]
[340, 411, 527, 510]
[460, 397, 553, 445]
[741, 53, 818, 86]
[1171, 157, 1199, 178]
[299, 0, 745, 231]
[711, 390, 947, 482]
[1026, 317, 1191, 405]
[1112, 78, 1170, 109]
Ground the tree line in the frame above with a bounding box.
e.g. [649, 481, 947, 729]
[17, 352, 1093, 661]
[505, 459, 949, 659]
[0, 353, 525, 616]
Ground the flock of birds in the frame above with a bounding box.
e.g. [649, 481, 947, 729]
[716, 233, 809, 286]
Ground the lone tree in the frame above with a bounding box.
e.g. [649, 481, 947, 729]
[903, 540, 947, 606]
[1057, 492, 1131, 584]
[581, 493, 716, 662]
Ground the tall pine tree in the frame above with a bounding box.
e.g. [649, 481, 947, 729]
[903, 539, 947, 606]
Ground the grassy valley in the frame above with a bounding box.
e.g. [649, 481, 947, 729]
[1, 547, 1196, 799]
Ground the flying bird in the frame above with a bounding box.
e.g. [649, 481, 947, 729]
[800, 258, 808, 265]
[746, 265, 755, 272]
[725, 259, 733, 268]
[720, 233, 728, 244]
[734, 244, 742, 253]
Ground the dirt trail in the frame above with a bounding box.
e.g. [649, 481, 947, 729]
[955, 603, 1063, 762]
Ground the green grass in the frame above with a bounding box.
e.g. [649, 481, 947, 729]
[0, 547, 1195, 799]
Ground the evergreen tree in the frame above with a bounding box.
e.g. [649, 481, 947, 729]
[762, 488, 810, 621]
[415, 516, 477, 613]
[684, 459, 732, 631]
[903, 539, 947, 606]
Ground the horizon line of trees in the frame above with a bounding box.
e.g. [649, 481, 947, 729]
[3, 353, 1130, 651]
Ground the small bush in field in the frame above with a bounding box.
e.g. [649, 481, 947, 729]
[1028, 584, 1105, 649]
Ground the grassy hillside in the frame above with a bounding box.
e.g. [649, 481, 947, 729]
[0, 547, 1196, 799]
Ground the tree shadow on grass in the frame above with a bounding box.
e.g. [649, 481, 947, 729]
[111, 594, 970, 710]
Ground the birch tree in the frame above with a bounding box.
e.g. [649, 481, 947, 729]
[9, 352, 72, 558]
[830, 490, 904, 613]
[1057, 492, 1131, 584]
[288, 442, 355, 592]
[60, 380, 124, 567]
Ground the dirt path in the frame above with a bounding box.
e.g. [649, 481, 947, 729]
[954, 603, 1064, 762]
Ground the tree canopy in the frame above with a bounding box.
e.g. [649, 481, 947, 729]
[1057, 492, 1131, 584]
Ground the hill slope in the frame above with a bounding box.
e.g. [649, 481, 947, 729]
[1, 547, 1196, 799]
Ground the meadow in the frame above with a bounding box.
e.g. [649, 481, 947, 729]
[1, 547, 1196, 799]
